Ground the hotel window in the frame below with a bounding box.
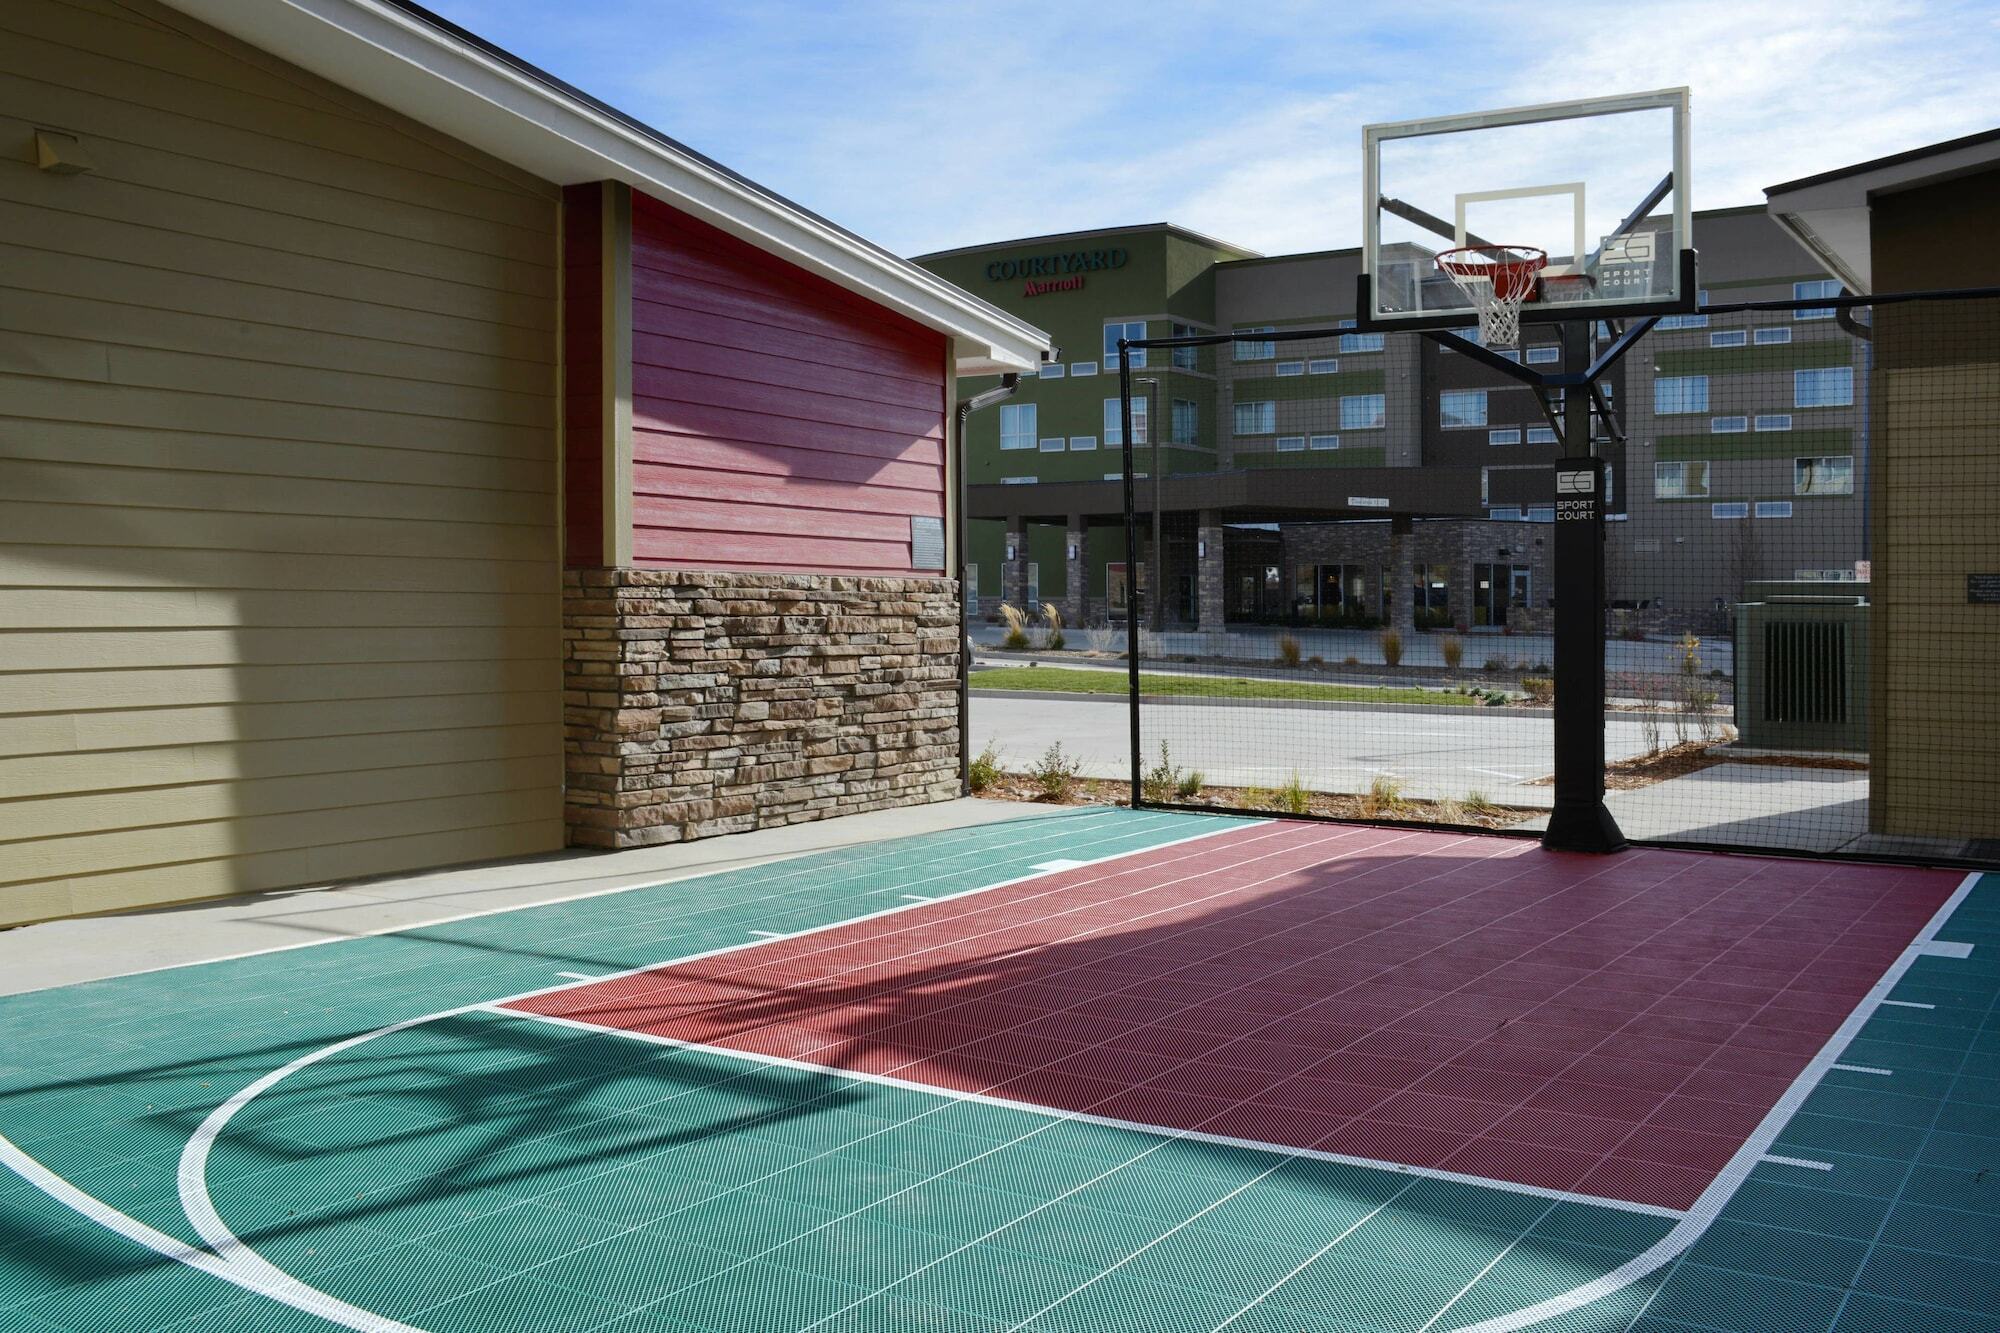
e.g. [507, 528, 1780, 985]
[1710, 416, 1749, 434]
[1234, 326, 1275, 361]
[1039, 437, 1065, 453]
[1654, 375, 1709, 414]
[1525, 345, 1560, 365]
[1104, 396, 1147, 447]
[1338, 323, 1385, 352]
[1525, 426, 1558, 445]
[1710, 329, 1747, 348]
[1104, 320, 1146, 369]
[1233, 400, 1276, 435]
[999, 403, 1036, 450]
[1658, 291, 1711, 329]
[1494, 348, 1522, 363]
[1795, 455, 1854, 495]
[1795, 279, 1841, 319]
[1795, 366, 1853, 408]
[1038, 362, 1065, 379]
[1276, 435, 1307, 453]
[1171, 322, 1200, 370]
[1171, 399, 1199, 445]
[1754, 326, 1792, 344]
[1488, 428, 1523, 446]
[1070, 361, 1099, 377]
[1755, 501, 1793, 519]
[1275, 360, 1305, 377]
[1655, 460, 1709, 498]
[1754, 414, 1792, 432]
[1309, 433, 1340, 450]
[1069, 435, 1098, 452]
[1712, 502, 1750, 519]
[1440, 390, 1488, 428]
[1339, 394, 1386, 429]
[1526, 505, 1555, 523]
[1796, 568, 1859, 582]
[1000, 476, 1035, 485]
[1308, 358, 1339, 374]
[1489, 507, 1524, 522]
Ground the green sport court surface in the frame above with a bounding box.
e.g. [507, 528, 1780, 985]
[2, 806, 1996, 1333]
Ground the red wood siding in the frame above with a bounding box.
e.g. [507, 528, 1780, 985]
[628, 193, 948, 574]
[561, 183, 604, 567]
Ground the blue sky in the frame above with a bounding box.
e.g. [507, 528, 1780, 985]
[429, 1, 2000, 258]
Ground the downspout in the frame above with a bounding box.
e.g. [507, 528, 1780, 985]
[955, 373, 1021, 795]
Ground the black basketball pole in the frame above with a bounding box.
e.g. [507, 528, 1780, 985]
[1541, 319, 1627, 854]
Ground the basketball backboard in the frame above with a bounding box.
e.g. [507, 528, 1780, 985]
[1358, 88, 1693, 337]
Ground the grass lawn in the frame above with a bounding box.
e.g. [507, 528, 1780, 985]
[970, 665, 1481, 707]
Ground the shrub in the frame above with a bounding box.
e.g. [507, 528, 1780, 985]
[1279, 771, 1312, 815]
[1464, 790, 1496, 816]
[1343, 655, 1360, 666]
[1041, 602, 1065, 651]
[1432, 798, 1468, 825]
[1175, 769, 1205, 799]
[1441, 635, 1465, 670]
[1380, 630, 1403, 667]
[1277, 633, 1302, 668]
[1361, 774, 1407, 819]
[1522, 676, 1555, 706]
[968, 742, 1001, 793]
[1483, 657, 1505, 672]
[999, 603, 1030, 651]
[1678, 631, 1703, 677]
[1031, 742, 1082, 802]
[1454, 621, 1470, 635]
[1243, 786, 1272, 809]
[1308, 655, 1325, 667]
[1141, 741, 1182, 805]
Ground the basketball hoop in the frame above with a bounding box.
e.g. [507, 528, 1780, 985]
[1436, 245, 1545, 347]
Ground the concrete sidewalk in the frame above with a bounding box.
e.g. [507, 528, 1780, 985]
[0, 798, 1043, 997]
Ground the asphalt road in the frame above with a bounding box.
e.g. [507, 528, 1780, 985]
[970, 692, 1667, 809]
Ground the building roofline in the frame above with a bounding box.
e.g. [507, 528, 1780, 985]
[914, 223, 1261, 263]
[1766, 127, 2000, 195]
[161, 0, 1052, 375]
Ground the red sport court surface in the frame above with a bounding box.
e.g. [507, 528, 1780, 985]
[510, 821, 1961, 1213]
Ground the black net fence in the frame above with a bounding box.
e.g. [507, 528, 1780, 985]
[1115, 293, 2000, 864]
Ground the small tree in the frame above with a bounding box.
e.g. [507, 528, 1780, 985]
[1441, 635, 1464, 670]
[1380, 630, 1404, 668]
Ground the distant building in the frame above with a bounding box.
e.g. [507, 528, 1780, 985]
[918, 208, 1864, 633]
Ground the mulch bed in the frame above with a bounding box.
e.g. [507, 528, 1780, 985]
[976, 773, 1538, 829]
[1528, 741, 1870, 791]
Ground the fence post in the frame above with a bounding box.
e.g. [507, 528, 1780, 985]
[1120, 343, 1143, 810]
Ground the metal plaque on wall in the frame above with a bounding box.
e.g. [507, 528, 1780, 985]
[911, 516, 945, 570]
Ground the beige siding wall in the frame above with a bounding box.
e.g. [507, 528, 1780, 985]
[0, 0, 563, 924]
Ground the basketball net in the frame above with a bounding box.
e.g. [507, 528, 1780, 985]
[1437, 245, 1546, 347]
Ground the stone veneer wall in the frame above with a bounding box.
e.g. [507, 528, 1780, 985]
[563, 570, 962, 848]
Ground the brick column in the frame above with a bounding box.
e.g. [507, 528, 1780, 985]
[1001, 520, 1028, 612]
[1388, 515, 1417, 636]
[1064, 517, 1088, 628]
[1197, 511, 1226, 633]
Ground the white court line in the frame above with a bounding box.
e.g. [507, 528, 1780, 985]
[498, 1008, 1679, 1219]
[1762, 1155, 1835, 1171]
[1882, 999, 1935, 1009]
[1468, 767, 1527, 782]
[1441, 869, 1982, 1333]
[3, 816, 1254, 1333]
[1922, 940, 1974, 959]
[555, 971, 603, 981]
[1832, 1064, 1894, 1076]
[899, 894, 937, 902]
[748, 930, 785, 939]
[1029, 859, 1089, 872]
